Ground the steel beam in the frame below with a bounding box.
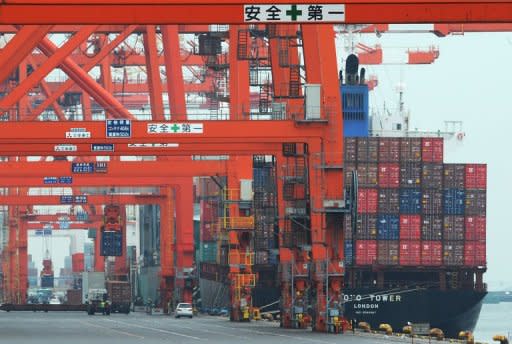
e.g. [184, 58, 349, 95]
[36, 34, 136, 120]
[28, 25, 137, 120]
[0, 142, 281, 156]
[1, 2, 512, 24]
[0, 120, 325, 143]
[0, 26, 98, 113]
[0, 160, 228, 177]
[143, 25, 165, 120]
[0, 194, 165, 205]
[0, 25, 52, 85]
[161, 25, 186, 119]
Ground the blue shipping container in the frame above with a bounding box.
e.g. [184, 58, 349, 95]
[377, 215, 400, 240]
[41, 275, 54, 288]
[344, 241, 353, 265]
[253, 168, 270, 186]
[444, 189, 466, 215]
[101, 231, 123, 256]
[341, 85, 369, 137]
[399, 189, 422, 214]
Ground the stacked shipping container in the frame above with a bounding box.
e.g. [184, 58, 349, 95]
[198, 177, 222, 263]
[253, 156, 278, 265]
[344, 137, 486, 268]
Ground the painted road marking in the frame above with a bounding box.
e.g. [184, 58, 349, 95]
[102, 318, 203, 341]
[79, 320, 145, 339]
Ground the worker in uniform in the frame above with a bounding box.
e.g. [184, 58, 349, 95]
[100, 300, 106, 315]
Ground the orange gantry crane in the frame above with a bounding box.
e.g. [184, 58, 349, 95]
[0, 0, 509, 332]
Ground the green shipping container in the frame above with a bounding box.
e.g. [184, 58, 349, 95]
[200, 242, 217, 263]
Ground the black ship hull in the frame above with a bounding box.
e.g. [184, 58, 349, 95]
[342, 288, 486, 338]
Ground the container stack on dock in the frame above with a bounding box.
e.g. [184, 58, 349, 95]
[198, 177, 222, 264]
[253, 156, 278, 266]
[344, 137, 486, 269]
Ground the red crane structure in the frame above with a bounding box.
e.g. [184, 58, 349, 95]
[0, 0, 509, 332]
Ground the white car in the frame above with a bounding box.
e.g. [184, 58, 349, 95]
[175, 303, 193, 318]
[49, 297, 61, 305]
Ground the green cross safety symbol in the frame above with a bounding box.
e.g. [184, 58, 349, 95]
[286, 5, 302, 21]
[171, 124, 180, 132]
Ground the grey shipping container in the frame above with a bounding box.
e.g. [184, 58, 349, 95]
[377, 241, 399, 265]
[443, 241, 464, 266]
[465, 190, 486, 215]
[443, 216, 465, 241]
[345, 138, 357, 162]
[356, 138, 379, 162]
[378, 188, 400, 213]
[400, 138, 422, 162]
[358, 163, 378, 188]
[378, 138, 400, 163]
[400, 162, 422, 188]
[356, 214, 377, 239]
[422, 163, 444, 189]
[443, 164, 466, 189]
[421, 188, 443, 214]
[421, 215, 443, 241]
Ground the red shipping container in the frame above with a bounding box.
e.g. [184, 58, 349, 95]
[201, 222, 215, 241]
[378, 163, 400, 188]
[400, 215, 421, 240]
[357, 188, 378, 213]
[421, 138, 444, 163]
[72, 253, 84, 272]
[464, 241, 486, 266]
[378, 138, 400, 162]
[399, 240, 421, 265]
[421, 241, 443, 266]
[465, 216, 486, 241]
[355, 240, 377, 265]
[465, 164, 487, 189]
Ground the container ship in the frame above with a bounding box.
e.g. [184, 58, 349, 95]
[340, 55, 486, 337]
[196, 54, 486, 338]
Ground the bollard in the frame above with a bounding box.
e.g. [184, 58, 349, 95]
[493, 335, 509, 344]
[379, 323, 393, 335]
[358, 322, 371, 333]
[429, 328, 444, 341]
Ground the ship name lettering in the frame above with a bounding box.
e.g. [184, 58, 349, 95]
[369, 294, 402, 302]
[353, 304, 379, 309]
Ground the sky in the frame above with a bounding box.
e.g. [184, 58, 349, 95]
[343, 28, 512, 290]
[25, 28, 512, 291]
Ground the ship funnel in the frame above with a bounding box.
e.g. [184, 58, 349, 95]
[359, 67, 366, 85]
[345, 54, 359, 85]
